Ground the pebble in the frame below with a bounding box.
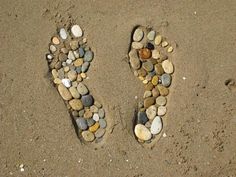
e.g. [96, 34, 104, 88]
[79, 109, 85, 117]
[81, 95, 94, 107]
[84, 50, 94, 62]
[87, 118, 95, 127]
[76, 117, 88, 130]
[72, 111, 79, 117]
[69, 87, 80, 99]
[68, 70, 77, 81]
[92, 113, 100, 121]
[144, 97, 155, 108]
[143, 90, 152, 98]
[52, 36, 60, 45]
[89, 122, 100, 132]
[151, 75, 159, 86]
[73, 50, 80, 58]
[146, 43, 154, 50]
[71, 24, 83, 37]
[51, 69, 58, 79]
[167, 46, 173, 53]
[158, 106, 167, 116]
[66, 59, 73, 65]
[145, 121, 151, 128]
[69, 99, 83, 111]
[146, 105, 157, 120]
[70, 41, 79, 50]
[142, 80, 148, 84]
[145, 74, 152, 82]
[133, 28, 144, 42]
[137, 111, 148, 124]
[90, 105, 99, 113]
[49, 45, 57, 53]
[161, 41, 168, 47]
[157, 85, 169, 96]
[150, 116, 163, 135]
[58, 68, 65, 79]
[134, 124, 152, 141]
[61, 78, 71, 88]
[95, 128, 105, 138]
[68, 51, 75, 60]
[142, 61, 153, 72]
[139, 48, 151, 59]
[99, 119, 107, 128]
[62, 62, 67, 67]
[77, 83, 88, 95]
[57, 84, 72, 100]
[81, 62, 90, 72]
[138, 68, 147, 77]
[155, 64, 164, 75]
[64, 66, 70, 72]
[54, 78, 61, 84]
[145, 82, 154, 91]
[147, 30, 156, 41]
[76, 67, 82, 74]
[162, 60, 174, 74]
[152, 50, 160, 59]
[154, 35, 162, 45]
[94, 101, 102, 108]
[98, 108, 105, 118]
[81, 73, 87, 79]
[132, 42, 144, 49]
[46, 54, 53, 60]
[79, 47, 85, 57]
[61, 47, 68, 54]
[84, 109, 93, 119]
[74, 59, 83, 67]
[59, 28, 67, 40]
[156, 96, 167, 106]
[129, 49, 140, 70]
[161, 74, 172, 87]
[72, 81, 78, 87]
[81, 131, 95, 142]
[58, 53, 67, 62]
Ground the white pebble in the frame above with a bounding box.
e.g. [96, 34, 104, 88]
[93, 113, 100, 121]
[61, 78, 71, 88]
[157, 106, 167, 116]
[66, 59, 72, 65]
[68, 51, 75, 60]
[59, 28, 67, 40]
[71, 25, 83, 37]
[150, 116, 163, 135]
[46, 54, 53, 60]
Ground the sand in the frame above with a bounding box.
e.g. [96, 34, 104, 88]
[0, 0, 236, 176]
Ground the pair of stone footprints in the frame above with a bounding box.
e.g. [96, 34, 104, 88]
[46, 23, 175, 146]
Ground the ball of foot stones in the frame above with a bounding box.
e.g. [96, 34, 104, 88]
[134, 124, 152, 141]
[137, 112, 148, 124]
[59, 28, 67, 40]
[162, 60, 174, 74]
[133, 28, 144, 42]
[161, 74, 172, 87]
[84, 50, 94, 62]
[139, 48, 151, 59]
[69, 99, 83, 111]
[129, 49, 140, 70]
[99, 119, 107, 128]
[156, 96, 167, 106]
[146, 105, 157, 120]
[57, 84, 72, 100]
[77, 83, 88, 95]
[82, 131, 95, 142]
[81, 95, 94, 107]
[95, 128, 105, 138]
[71, 24, 83, 37]
[150, 116, 162, 135]
[157, 106, 166, 116]
[81, 62, 90, 72]
[76, 118, 88, 130]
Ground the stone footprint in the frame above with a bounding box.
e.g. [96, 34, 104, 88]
[46, 24, 107, 143]
[128, 25, 175, 145]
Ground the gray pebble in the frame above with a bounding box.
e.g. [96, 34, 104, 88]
[95, 128, 106, 138]
[137, 111, 148, 124]
[81, 62, 90, 73]
[81, 95, 94, 107]
[77, 83, 88, 95]
[161, 73, 172, 87]
[79, 109, 85, 117]
[79, 47, 85, 57]
[98, 108, 105, 118]
[84, 50, 94, 62]
[87, 118, 95, 127]
[99, 119, 107, 128]
[76, 117, 88, 130]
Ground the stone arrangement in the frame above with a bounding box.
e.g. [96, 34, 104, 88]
[46, 24, 106, 143]
[129, 26, 174, 143]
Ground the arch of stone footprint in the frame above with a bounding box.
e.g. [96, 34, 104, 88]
[129, 26, 175, 144]
[46, 24, 107, 143]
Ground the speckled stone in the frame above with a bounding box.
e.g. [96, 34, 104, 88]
[150, 116, 162, 135]
[161, 74, 172, 87]
[99, 119, 107, 128]
[152, 87, 160, 97]
[152, 49, 160, 59]
[84, 109, 93, 119]
[144, 97, 155, 108]
[74, 59, 83, 67]
[156, 96, 167, 106]
[57, 84, 72, 101]
[81, 95, 94, 107]
[94, 101, 102, 108]
[151, 75, 159, 86]
[137, 68, 147, 77]
[143, 90, 152, 98]
[154, 35, 162, 45]
[137, 111, 148, 124]
[90, 105, 99, 113]
[134, 124, 151, 141]
[95, 128, 106, 138]
[81, 131, 95, 142]
[69, 99, 83, 111]
[68, 70, 77, 81]
[76, 117, 87, 130]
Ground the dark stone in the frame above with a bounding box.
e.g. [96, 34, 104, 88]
[146, 43, 154, 50]
[137, 111, 148, 124]
[81, 95, 94, 107]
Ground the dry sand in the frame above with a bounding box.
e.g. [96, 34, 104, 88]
[0, 0, 236, 176]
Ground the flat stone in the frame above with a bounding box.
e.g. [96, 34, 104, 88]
[69, 99, 83, 111]
[68, 51, 75, 60]
[98, 108, 105, 118]
[84, 50, 93, 62]
[157, 106, 167, 116]
[161, 74, 172, 87]
[95, 128, 105, 138]
[156, 96, 167, 106]
[68, 70, 77, 81]
[152, 88, 160, 97]
[137, 111, 148, 124]
[61, 78, 71, 88]
[151, 75, 159, 86]
[81, 130, 94, 142]
[154, 35, 162, 45]
[146, 105, 157, 120]
[155, 64, 164, 75]
[144, 97, 155, 108]
[132, 42, 143, 49]
[76, 117, 88, 130]
[142, 61, 153, 72]
[81, 95, 94, 107]
[139, 48, 151, 59]
[52, 36, 60, 45]
[162, 60, 174, 74]
[129, 49, 140, 70]
[87, 118, 95, 127]
[59, 28, 67, 40]
[57, 84, 72, 100]
[99, 119, 107, 128]
[71, 24, 83, 37]
[77, 83, 88, 95]
[150, 116, 163, 135]
[147, 30, 156, 41]
[69, 87, 80, 99]
[133, 28, 144, 42]
[134, 124, 152, 141]
[157, 85, 169, 96]
[89, 122, 100, 132]
[81, 62, 90, 73]
[143, 90, 152, 98]
[93, 113, 100, 121]
[152, 49, 160, 59]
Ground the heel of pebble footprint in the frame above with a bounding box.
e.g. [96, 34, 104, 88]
[128, 25, 175, 147]
[46, 23, 107, 144]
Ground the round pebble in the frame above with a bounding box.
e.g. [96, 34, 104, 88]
[51, 69, 58, 79]
[58, 53, 67, 62]
[147, 30, 156, 41]
[151, 75, 159, 86]
[79, 109, 85, 117]
[69, 87, 80, 99]
[154, 35, 162, 45]
[89, 122, 99, 132]
[150, 116, 163, 135]
[98, 108, 105, 118]
[152, 50, 160, 59]
[133, 28, 144, 42]
[157, 106, 167, 116]
[52, 36, 60, 45]
[146, 105, 157, 120]
[49, 45, 57, 53]
[87, 118, 95, 127]
[95, 128, 106, 138]
[81, 62, 90, 73]
[145, 82, 154, 91]
[76, 118, 88, 130]
[99, 119, 107, 128]
[156, 96, 167, 106]
[71, 25, 83, 37]
[59, 28, 67, 40]
[81, 131, 95, 142]
[70, 41, 79, 50]
[69, 99, 83, 111]
[142, 61, 153, 72]
[138, 68, 147, 77]
[157, 85, 169, 96]
[144, 97, 155, 108]
[61, 78, 71, 88]
[162, 60, 174, 74]
[161, 74, 172, 87]
[77, 83, 88, 95]
[137, 111, 148, 124]
[81, 73, 87, 79]
[46, 54, 53, 60]
[134, 124, 152, 141]
[139, 48, 151, 59]
[84, 50, 94, 62]
[132, 42, 144, 49]
[129, 49, 140, 70]
[92, 113, 100, 121]
[81, 95, 94, 107]
[57, 84, 72, 100]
